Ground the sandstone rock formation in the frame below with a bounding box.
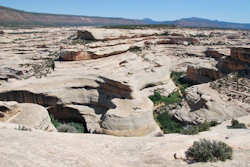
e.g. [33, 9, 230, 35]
[0, 25, 250, 166]
[230, 47, 250, 63]
[173, 84, 249, 124]
[205, 48, 225, 59]
[0, 101, 55, 131]
[0, 75, 161, 136]
[0, 26, 249, 138]
[217, 47, 250, 73]
[59, 51, 95, 61]
[186, 65, 223, 83]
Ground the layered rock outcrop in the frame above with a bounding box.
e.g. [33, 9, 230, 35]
[230, 47, 250, 63]
[186, 65, 223, 83]
[59, 44, 131, 61]
[0, 75, 161, 136]
[204, 49, 225, 59]
[217, 47, 250, 72]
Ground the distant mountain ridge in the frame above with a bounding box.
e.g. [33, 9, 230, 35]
[1, 5, 250, 30]
[144, 17, 250, 30]
[0, 6, 144, 26]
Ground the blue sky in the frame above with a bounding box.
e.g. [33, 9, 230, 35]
[1, 0, 250, 23]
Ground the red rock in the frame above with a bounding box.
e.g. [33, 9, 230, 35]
[230, 47, 250, 63]
[60, 51, 95, 61]
[205, 49, 224, 59]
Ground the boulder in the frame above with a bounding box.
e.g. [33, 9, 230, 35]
[0, 101, 56, 131]
[76, 30, 96, 41]
[101, 97, 160, 136]
[176, 84, 249, 124]
[0, 67, 23, 81]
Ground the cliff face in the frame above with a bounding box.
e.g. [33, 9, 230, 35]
[231, 47, 250, 64]
[0, 6, 143, 26]
[218, 47, 250, 73]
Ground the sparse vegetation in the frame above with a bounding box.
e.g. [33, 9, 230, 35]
[149, 91, 182, 106]
[50, 114, 85, 133]
[71, 39, 95, 45]
[154, 111, 218, 135]
[228, 119, 247, 129]
[57, 124, 78, 133]
[171, 71, 194, 94]
[181, 121, 219, 135]
[15, 125, 32, 131]
[129, 46, 143, 53]
[154, 112, 183, 134]
[50, 114, 61, 128]
[186, 139, 233, 162]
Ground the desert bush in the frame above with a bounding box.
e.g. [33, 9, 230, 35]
[57, 124, 78, 133]
[228, 119, 246, 129]
[149, 91, 182, 106]
[154, 109, 219, 134]
[50, 114, 61, 128]
[129, 46, 142, 53]
[50, 114, 85, 133]
[186, 139, 233, 162]
[181, 125, 199, 135]
[181, 121, 219, 135]
[198, 121, 211, 132]
[154, 112, 183, 133]
[67, 122, 85, 133]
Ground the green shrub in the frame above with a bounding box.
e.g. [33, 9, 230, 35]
[49, 114, 85, 133]
[149, 91, 182, 106]
[50, 114, 61, 128]
[209, 121, 220, 127]
[67, 122, 85, 133]
[181, 121, 219, 135]
[155, 112, 183, 133]
[129, 46, 142, 53]
[228, 119, 247, 129]
[154, 109, 219, 135]
[186, 139, 233, 162]
[181, 126, 199, 135]
[198, 121, 211, 132]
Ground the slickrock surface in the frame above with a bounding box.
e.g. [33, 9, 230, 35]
[0, 115, 250, 167]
